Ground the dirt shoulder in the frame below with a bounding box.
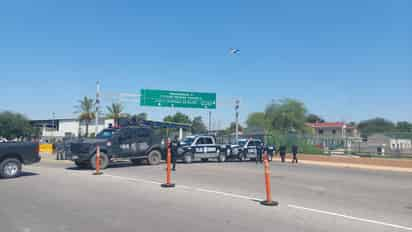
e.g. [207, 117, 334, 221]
[285, 154, 412, 172]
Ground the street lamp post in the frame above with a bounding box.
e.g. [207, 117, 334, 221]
[235, 100, 240, 143]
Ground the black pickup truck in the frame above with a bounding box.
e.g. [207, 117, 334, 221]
[0, 143, 41, 178]
[69, 126, 166, 169]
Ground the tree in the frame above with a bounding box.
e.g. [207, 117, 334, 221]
[191, 116, 207, 134]
[306, 114, 325, 123]
[75, 96, 95, 137]
[357, 118, 396, 136]
[396, 121, 412, 132]
[246, 112, 268, 132]
[106, 103, 124, 127]
[224, 122, 243, 134]
[265, 99, 307, 133]
[0, 111, 35, 139]
[163, 112, 191, 124]
[132, 113, 148, 122]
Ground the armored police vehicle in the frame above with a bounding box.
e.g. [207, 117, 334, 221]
[178, 135, 227, 163]
[69, 126, 165, 169]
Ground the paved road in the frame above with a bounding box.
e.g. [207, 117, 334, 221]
[1, 159, 412, 232]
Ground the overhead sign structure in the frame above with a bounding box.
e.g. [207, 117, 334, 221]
[140, 89, 216, 109]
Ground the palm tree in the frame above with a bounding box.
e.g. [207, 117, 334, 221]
[75, 96, 95, 137]
[106, 103, 124, 127]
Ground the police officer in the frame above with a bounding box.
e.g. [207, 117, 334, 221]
[292, 144, 299, 164]
[171, 135, 180, 171]
[256, 142, 264, 164]
[279, 145, 287, 163]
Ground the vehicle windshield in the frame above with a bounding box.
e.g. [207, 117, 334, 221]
[96, 130, 115, 139]
[182, 137, 195, 145]
[238, 140, 247, 147]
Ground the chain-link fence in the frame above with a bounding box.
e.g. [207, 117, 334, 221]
[214, 132, 412, 159]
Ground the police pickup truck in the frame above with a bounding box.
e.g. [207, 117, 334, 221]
[69, 126, 165, 169]
[178, 135, 227, 163]
[0, 142, 41, 178]
[227, 139, 274, 161]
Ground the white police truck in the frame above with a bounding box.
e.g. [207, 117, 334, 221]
[178, 135, 227, 163]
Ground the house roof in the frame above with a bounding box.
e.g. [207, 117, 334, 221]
[306, 122, 355, 129]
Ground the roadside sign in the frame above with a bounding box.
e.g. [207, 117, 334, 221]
[140, 89, 216, 109]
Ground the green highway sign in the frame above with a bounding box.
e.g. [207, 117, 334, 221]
[140, 89, 216, 109]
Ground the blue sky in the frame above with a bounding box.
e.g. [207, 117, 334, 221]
[0, 0, 410, 128]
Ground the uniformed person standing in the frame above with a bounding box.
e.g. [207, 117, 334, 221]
[256, 142, 263, 164]
[171, 135, 180, 171]
[292, 144, 299, 164]
[279, 145, 287, 163]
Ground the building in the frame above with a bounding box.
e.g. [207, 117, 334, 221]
[306, 122, 358, 137]
[359, 133, 412, 155]
[31, 118, 115, 139]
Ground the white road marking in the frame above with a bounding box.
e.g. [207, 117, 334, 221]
[194, 188, 261, 201]
[27, 166, 412, 231]
[288, 204, 412, 231]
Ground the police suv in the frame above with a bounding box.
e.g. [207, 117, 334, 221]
[228, 139, 273, 161]
[178, 135, 227, 163]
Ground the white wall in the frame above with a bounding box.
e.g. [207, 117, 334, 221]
[42, 119, 114, 138]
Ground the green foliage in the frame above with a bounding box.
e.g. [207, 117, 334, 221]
[246, 112, 267, 132]
[358, 118, 396, 136]
[265, 99, 307, 133]
[106, 103, 124, 126]
[130, 113, 148, 123]
[163, 112, 191, 124]
[224, 122, 244, 135]
[0, 111, 35, 139]
[306, 114, 325, 123]
[75, 96, 95, 137]
[266, 130, 322, 154]
[396, 121, 412, 132]
[191, 116, 207, 134]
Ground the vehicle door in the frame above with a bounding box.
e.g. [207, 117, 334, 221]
[130, 128, 152, 157]
[192, 137, 206, 158]
[246, 140, 258, 158]
[202, 137, 218, 157]
[117, 128, 134, 157]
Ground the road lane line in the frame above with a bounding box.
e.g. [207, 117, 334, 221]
[27, 166, 412, 231]
[288, 204, 412, 231]
[104, 173, 261, 201]
[194, 188, 261, 201]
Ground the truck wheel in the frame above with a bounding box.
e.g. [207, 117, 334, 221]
[74, 160, 90, 169]
[183, 153, 193, 164]
[90, 152, 109, 170]
[218, 153, 226, 162]
[0, 158, 22, 178]
[201, 158, 209, 162]
[238, 153, 246, 162]
[147, 150, 161, 165]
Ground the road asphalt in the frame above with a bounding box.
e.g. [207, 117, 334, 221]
[1, 159, 412, 232]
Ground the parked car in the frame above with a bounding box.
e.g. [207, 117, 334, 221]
[227, 139, 274, 161]
[0, 142, 41, 178]
[69, 126, 166, 169]
[178, 135, 227, 163]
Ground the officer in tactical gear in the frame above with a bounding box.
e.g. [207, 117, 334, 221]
[171, 135, 180, 171]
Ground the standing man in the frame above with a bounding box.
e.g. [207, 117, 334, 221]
[256, 141, 263, 164]
[279, 145, 287, 163]
[171, 135, 180, 171]
[292, 144, 299, 163]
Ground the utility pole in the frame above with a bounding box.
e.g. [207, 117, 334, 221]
[95, 81, 100, 136]
[235, 99, 240, 143]
[208, 111, 212, 132]
[52, 112, 56, 140]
